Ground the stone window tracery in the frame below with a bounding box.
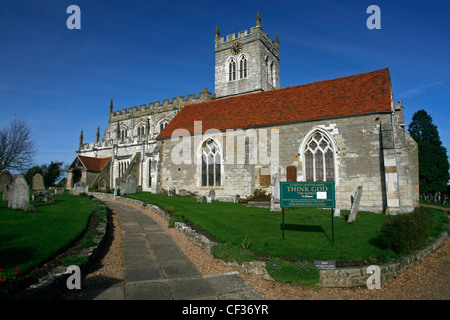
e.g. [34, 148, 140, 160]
[137, 125, 145, 140]
[228, 58, 236, 81]
[159, 121, 168, 133]
[201, 138, 221, 187]
[239, 56, 247, 79]
[304, 131, 335, 182]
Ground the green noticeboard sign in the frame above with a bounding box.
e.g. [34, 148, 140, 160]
[280, 181, 335, 208]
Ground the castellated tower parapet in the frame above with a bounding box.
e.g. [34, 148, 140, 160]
[214, 11, 280, 98]
[109, 87, 212, 122]
[78, 88, 212, 155]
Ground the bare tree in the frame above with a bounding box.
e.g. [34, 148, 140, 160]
[0, 119, 36, 172]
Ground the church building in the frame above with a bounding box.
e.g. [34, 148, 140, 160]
[68, 12, 419, 213]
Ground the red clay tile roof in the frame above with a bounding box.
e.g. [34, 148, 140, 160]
[157, 68, 393, 140]
[78, 155, 111, 172]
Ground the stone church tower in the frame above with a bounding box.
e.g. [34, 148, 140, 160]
[214, 11, 280, 98]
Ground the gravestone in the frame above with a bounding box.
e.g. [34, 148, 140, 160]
[25, 204, 37, 212]
[168, 186, 176, 196]
[208, 189, 215, 200]
[2, 184, 10, 201]
[197, 196, 206, 203]
[179, 189, 187, 197]
[233, 194, 240, 204]
[0, 170, 12, 192]
[334, 208, 341, 217]
[99, 178, 106, 190]
[8, 175, 29, 210]
[270, 166, 281, 211]
[206, 196, 212, 204]
[115, 177, 125, 195]
[32, 190, 54, 203]
[55, 187, 65, 195]
[32, 173, 45, 190]
[348, 186, 363, 223]
[71, 182, 88, 195]
[124, 174, 137, 195]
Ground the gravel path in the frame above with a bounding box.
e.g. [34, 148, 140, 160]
[78, 200, 449, 300]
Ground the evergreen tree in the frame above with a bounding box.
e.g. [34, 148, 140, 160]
[23, 161, 63, 188]
[408, 110, 449, 195]
[42, 161, 63, 187]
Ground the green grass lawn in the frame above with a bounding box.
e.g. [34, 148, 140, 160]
[124, 191, 449, 264]
[0, 192, 94, 275]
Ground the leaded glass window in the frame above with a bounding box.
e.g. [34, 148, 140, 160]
[201, 139, 221, 187]
[304, 131, 335, 181]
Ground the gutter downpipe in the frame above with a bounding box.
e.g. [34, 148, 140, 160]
[391, 111, 402, 213]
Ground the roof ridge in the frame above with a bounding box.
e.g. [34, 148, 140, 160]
[157, 68, 392, 140]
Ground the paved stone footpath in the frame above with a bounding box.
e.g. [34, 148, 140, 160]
[82, 201, 261, 300]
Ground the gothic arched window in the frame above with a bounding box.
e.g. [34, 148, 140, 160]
[239, 56, 247, 79]
[304, 131, 335, 182]
[137, 125, 145, 140]
[271, 61, 276, 87]
[159, 121, 168, 133]
[201, 139, 221, 187]
[228, 58, 236, 81]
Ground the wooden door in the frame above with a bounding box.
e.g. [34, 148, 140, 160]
[286, 166, 297, 182]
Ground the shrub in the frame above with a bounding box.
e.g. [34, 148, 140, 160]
[0, 266, 20, 295]
[378, 207, 433, 255]
[162, 205, 175, 214]
[241, 189, 271, 203]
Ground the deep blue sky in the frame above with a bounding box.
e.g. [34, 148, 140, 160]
[1, 0, 449, 174]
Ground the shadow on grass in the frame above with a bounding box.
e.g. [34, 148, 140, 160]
[280, 224, 331, 242]
[0, 246, 36, 270]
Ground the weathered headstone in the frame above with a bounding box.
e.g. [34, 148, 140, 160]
[233, 194, 240, 204]
[334, 208, 341, 217]
[348, 186, 363, 222]
[270, 166, 281, 211]
[115, 177, 125, 195]
[197, 196, 206, 204]
[24, 204, 37, 212]
[32, 173, 45, 190]
[208, 189, 215, 200]
[0, 170, 12, 192]
[32, 190, 54, 203]
[71, 181, 88, 196]
[2, 184, 10, 201]
[8, 175, 29, 210]
[168, 186, 176, 196]
[124, 174, 137, 194]
[179, 189, 187, 197]
[55, 187, 65, 195]
[99, 178, 107, 190]
[206, 196, 212, 204]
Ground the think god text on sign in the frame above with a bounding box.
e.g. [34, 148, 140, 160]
[280, 181, 335, 208]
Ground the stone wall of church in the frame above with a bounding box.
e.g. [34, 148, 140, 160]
[158, 112, 418, 213]
[76, 89, 213, 191]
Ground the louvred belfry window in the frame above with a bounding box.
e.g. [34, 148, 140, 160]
[239, 56, 247, 79]
[304, 132, 335, 182]
[229, 58, 236, 81]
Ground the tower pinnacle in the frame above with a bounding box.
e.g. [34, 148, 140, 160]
[215, 25, 220, 40]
